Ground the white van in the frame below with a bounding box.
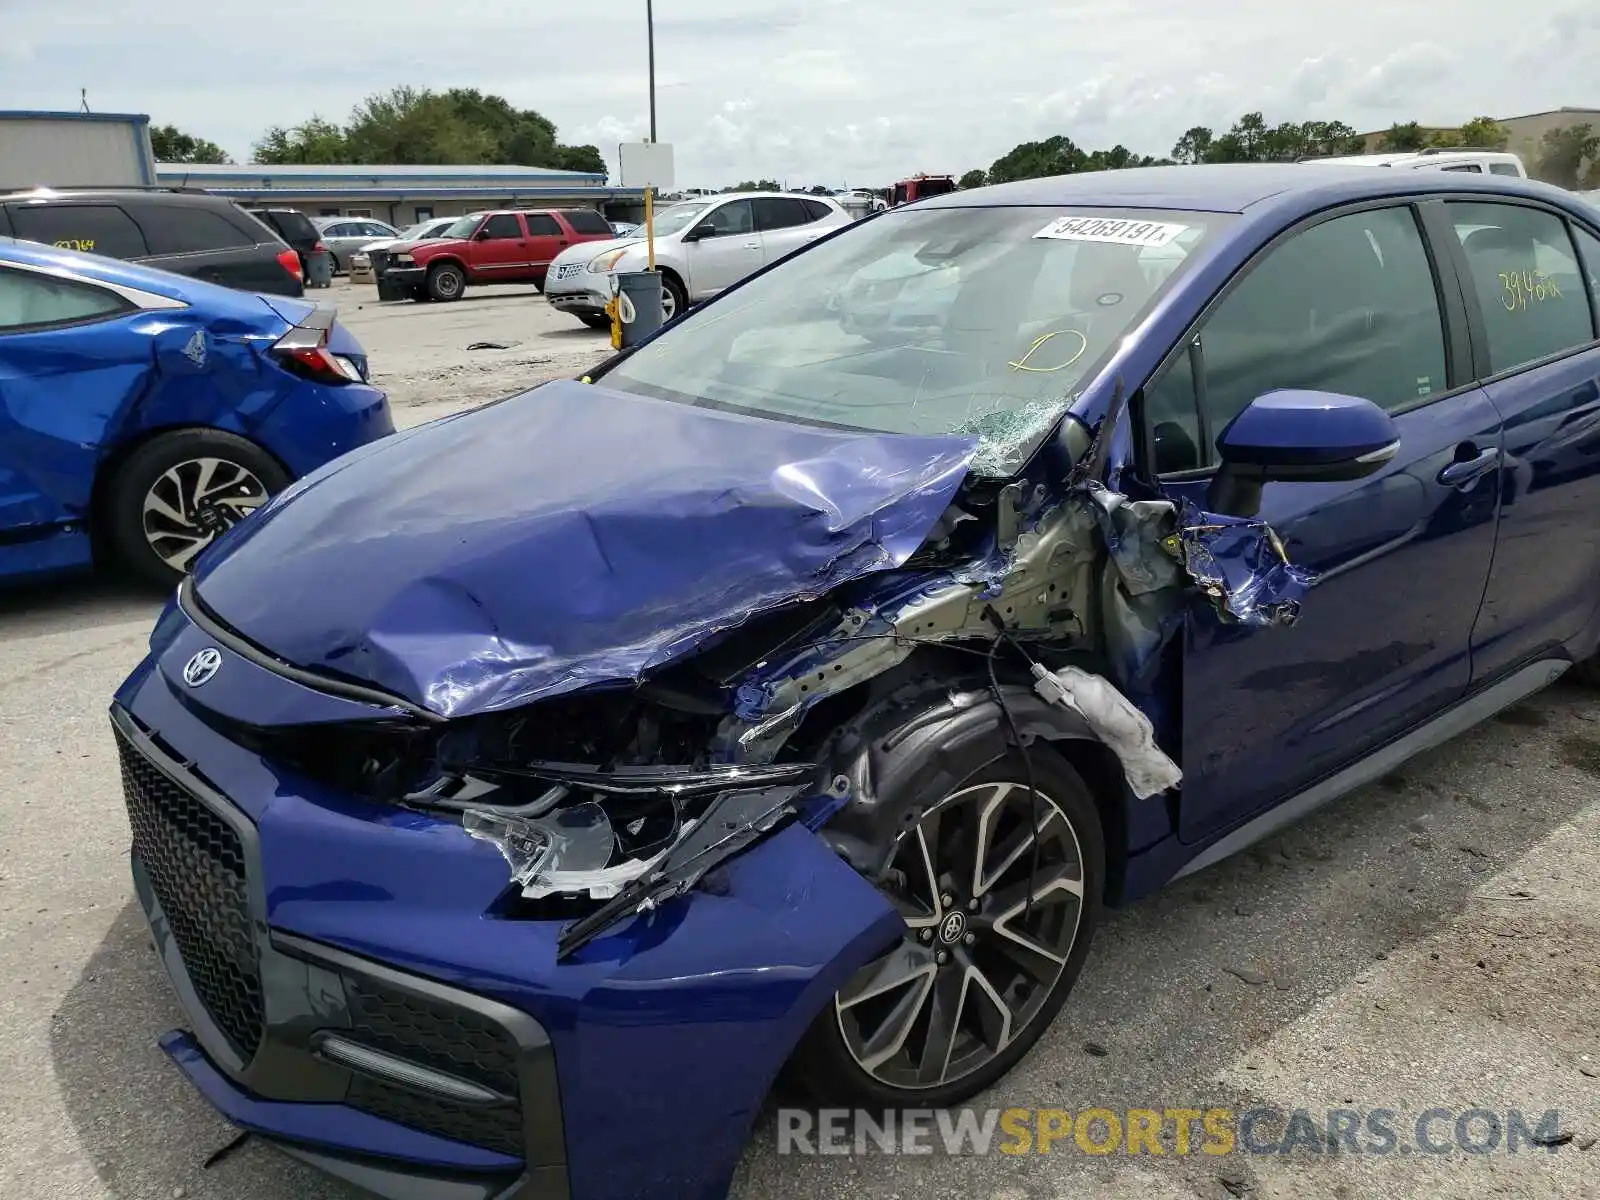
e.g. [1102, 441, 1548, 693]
[1302, 149, 1528, 178]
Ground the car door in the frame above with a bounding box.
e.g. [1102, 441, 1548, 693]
[0, 263, 147, 576]
[1436, 199, 1600, 679]
[468, 213, 530, 278]
[520, 212, 568, 285]
[752, 197, 829, 263]
[1143, 200, 1505, 842]
[682, 199, 761, 297]
[126, 200, 276, 291]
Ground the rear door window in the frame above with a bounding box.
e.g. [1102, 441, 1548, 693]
[0, 266, 130, 330]
[1489, 163, 1523, 177]
[1447, 201, 1594, 373]
[1442, 163, 1483, 173]
[802, 199, 835, 221]
[7, 203, 148, 258]
[753, 197, 814, 231]
[561, 209, 612, 235]
[523, 213, 563, 236]
[132, 205, 255, 254]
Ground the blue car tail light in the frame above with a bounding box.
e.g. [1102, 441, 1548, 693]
[268, 305, 366, 385]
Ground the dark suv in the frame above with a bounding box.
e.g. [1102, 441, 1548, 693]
[0, 188, 305, 296]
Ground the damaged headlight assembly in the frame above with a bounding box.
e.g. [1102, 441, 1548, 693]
[446, 761, 825, 957]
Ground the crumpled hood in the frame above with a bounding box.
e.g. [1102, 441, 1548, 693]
[191, 379, 976, 718]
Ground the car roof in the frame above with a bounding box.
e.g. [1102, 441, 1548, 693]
[1, 234, 194, 300]
[0, 186, 228, 206]
[917, 163, 1579, 216]
[671, 191, 836, 203]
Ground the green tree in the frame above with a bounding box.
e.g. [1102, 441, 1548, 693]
[252, 117, 348, 164]
[1171, 126, 1213, 164]
[958, 168, 988, 189]
[1456, 116, 1509, 150]
[552, 144, 606, 174]
[1379, 122, 1428, 152]
[342, 86, 497, 164]
[1532, 123, 1599, 189]
[988, 135, 1086, 183]
[149, 124, 230, 164]
[725, 179, 781, 192]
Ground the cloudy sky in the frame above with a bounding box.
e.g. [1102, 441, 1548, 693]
[2, 0, 1596, 187]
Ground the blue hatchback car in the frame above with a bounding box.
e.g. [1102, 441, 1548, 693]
[0, 237, 391, 585]
[112, 165, 1600, 1200]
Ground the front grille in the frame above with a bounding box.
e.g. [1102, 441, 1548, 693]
[368, 250, 391, 273]
[116, 725, 264, 1061]
[341, 973, 524, 1154]
[554, 262, 585, 280]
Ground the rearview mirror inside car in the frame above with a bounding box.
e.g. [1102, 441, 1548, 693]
[1208, 389, 1400, 518]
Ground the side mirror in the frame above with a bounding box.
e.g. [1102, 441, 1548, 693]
[474, 229, 493, 241]
[1207, 389, 1399, 518]
[681, 223, 716, 243]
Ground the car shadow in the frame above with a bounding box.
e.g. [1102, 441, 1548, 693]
[0, 572, 163, 639]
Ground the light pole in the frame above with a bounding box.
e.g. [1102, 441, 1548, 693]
[647, 0, 657, 143]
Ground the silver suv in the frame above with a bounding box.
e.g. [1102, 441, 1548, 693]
[543, 192, 851, 328]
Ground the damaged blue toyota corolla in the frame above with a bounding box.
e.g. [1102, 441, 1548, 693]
[112, 165, 1600, 1199]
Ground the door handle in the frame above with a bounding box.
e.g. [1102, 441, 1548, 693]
[743, 241, 760, 250]
[1437, 444, 1500, 487]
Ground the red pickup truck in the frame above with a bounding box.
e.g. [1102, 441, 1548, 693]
[376, 208, 616, 302]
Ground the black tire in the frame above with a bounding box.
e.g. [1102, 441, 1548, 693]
[427, 261, 466, 302]
[104, 429, 291, 587]
[660, 271, 688, 322]
[792, 743, 1105, 1109]
[1573, 656, 1600, 687]
[577, 313, 612, 331]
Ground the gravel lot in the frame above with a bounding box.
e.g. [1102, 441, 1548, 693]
[1, 282, 1597, 1200]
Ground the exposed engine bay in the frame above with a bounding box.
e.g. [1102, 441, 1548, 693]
[212, 403, 1312, 958]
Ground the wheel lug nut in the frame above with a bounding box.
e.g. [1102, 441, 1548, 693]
[940, 893, 954, 908]
[963, 932, 975, 945]
[919, 928, 934, 943]
[968, 899, 980, 912]
[935, 951, 949, 965]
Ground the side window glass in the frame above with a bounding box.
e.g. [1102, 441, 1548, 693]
[1489, 163, 1522, 177]
[136, 206, 254, 254]
[1144, 340, 1204, 473]
[480, 214, 522, 239]
[8, 203, 149, 259]
[1448, 202, 1593, 373]
[1197, 206, 1447, 449]
[0, 267, 128, 330]
[1442, 164, 1482, 173]
[704, 200, 754, 237]
[523, 213, 563, 236]
[754, 198, 810, 231]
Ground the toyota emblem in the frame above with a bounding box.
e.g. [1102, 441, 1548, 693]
[182, 647, 222, 687]
[939, 910, 967, 945]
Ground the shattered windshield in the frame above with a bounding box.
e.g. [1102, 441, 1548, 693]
[602, 205, 1229, 475]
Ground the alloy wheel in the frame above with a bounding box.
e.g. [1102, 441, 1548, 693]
[659, 284, 677, 320]
[140, 456, 269, 572]
[833, 781, 1085, 1091]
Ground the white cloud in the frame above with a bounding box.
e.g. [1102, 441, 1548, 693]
[1, 0, 1594, 185]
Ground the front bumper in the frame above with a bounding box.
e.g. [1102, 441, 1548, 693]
[112, 621, 902, 1200]
[542, 270, 609, 316]
[379, 266, 427, 287]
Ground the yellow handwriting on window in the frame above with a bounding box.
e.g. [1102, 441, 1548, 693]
[52, 238, 96, 252]
[1498, 270, 1564, 312]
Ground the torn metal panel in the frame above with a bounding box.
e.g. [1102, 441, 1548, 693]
[190, 378, 979, 719]
[1170, 499, 1315, 627]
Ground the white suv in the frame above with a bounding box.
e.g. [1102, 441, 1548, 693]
[1303, 149, 1528, 177]
[543, 192, 851, 328]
